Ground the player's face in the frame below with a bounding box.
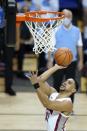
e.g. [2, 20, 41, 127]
[60, 78, 76, 93]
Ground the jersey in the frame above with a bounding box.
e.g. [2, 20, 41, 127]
[45, 92, 71, 131]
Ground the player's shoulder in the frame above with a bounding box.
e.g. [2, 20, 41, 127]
[49, 92, 59, 101]
[49, 92, 72, 103]
[57, 97, 72, 103]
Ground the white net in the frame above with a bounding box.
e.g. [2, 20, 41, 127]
[25, 13, 64, 54]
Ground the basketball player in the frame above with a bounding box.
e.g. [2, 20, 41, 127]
[26, 64, 77, 131]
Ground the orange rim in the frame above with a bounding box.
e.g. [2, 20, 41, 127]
[16, 13, 26, 22]
[16, 11, 65, 22]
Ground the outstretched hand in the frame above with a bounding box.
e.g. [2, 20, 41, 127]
[25, 71, 39, 85]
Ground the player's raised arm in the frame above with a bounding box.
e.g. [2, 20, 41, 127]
[26, 71, 56, 95]
[25, 64, 66, 83]
[39, 64, 66, 82]
[26, 64, 66, 95]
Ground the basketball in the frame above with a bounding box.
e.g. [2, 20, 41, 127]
[54, 47, 73, 66]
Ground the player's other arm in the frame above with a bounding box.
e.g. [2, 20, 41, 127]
[37, 88, 73, 113]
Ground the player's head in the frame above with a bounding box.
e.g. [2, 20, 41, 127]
[62, 9, 72, 27]
[59, 78, 77, 94]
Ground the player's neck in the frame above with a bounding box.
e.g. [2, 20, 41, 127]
[58, 91, 72, 98]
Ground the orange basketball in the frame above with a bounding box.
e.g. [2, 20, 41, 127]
[54, 47, 73, 66]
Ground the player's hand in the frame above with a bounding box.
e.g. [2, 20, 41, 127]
[25, 71, 39, 85]
[54, 64, 67, 69]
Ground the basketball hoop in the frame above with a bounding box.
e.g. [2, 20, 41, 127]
[16, 11, 65, 54]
